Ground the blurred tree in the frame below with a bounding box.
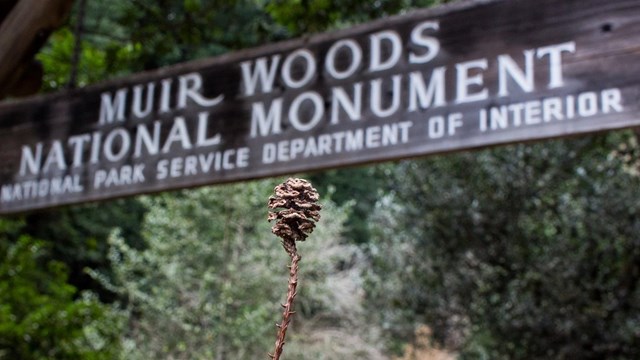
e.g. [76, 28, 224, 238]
[0, 220, 122, 360]
[23, 200, 147, 302]
[365, 132, 640, 359]
[309, 165, 392, 244]
[91, 180, 382, 359]
[37, 0, 293, 91]
[266, 0, 451, 34]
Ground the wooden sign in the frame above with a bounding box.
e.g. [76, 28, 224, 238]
[1, 0, 640, 214]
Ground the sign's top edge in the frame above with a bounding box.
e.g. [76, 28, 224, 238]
[0, 0, 498, 109]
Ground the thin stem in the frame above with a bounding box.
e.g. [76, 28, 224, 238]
[269, 251, 301, 360]
[68, 0, 87, 89]
[267, 178, 320, 359]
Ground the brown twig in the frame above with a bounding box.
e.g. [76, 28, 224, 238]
[267, 178, 321, 360]
[269, 250, 300, 360]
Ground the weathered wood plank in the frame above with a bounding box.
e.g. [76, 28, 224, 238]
[1, 0, 640, 214]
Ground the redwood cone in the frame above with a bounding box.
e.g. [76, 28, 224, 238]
[268, 178, 321, 254]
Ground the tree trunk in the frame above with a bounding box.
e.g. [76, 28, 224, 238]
[0, 0, 75, 98]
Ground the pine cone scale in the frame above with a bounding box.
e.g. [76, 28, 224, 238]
[268, 178, 322, 250]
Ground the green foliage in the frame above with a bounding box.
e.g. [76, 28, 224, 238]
[37, 28, 142, 91]
[38, 0, 294, 90]
[37, 1, 278, 92]
[89, 180, 383, 359]
[310, 165, 392, 244]
[111, 182, 281, 359]
[36, 0, 453, 92]
[111, 0, 286, 69]
[366, 132, 640, 359]
[0, 231, 123, 360]
[284, 197, 387, 359]
[23, 200, 147, 302]
[266, 0, 451, 34]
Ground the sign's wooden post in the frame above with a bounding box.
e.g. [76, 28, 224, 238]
[1, 0, 640, 214]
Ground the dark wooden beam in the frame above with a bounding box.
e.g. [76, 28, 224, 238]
[0, 0, 74, 98]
